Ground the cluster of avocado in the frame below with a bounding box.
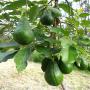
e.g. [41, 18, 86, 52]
[41, 56, 90, 86]
[12, 7, 60, 45]
[40, 7, 61, 26]
[41, 56, 74, 86]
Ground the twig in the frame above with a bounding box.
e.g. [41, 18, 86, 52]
[48, 0, 54, 4]
[61, 83, 66, 90]
[65, 0, 70, 7]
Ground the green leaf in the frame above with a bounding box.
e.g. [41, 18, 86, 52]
[32, 0, 48, 4]
[4, 0, 33, 10]
[60, 37, 77, 64]
[50, 27, 64, 34]
[81, 20, 90, 27]
[79, 13, 90, 17]
[50, 27, 70, 36]
[9, 10, 21, 15]
[0, 50, 17, 63]
[0, 13, 10, 20]
[36, 46, 51, 58]
[66, 17, 79, 27]
[45, 38, 61, 45]
[60, 37, 73, 48]
[61, 45, 78, 64]
[0, 42, 20, 49]
[73, 0, 80, 2]
[78, 36, 90, 46]
[14, 47, 30, 72]
[29, 5, 40, 22]
[0, 2, 4, 5]
[59, 3, 74, 15]
[0, 26, 6, 34]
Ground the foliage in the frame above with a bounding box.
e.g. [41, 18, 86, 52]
[0, 0, 90, 86]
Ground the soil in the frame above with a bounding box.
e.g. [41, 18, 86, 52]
[0, 59, 90, 90]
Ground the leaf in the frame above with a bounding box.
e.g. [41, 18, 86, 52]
[60, 37, 77, 64]
[66, 17, 79, 27]
[31, 50, 44, 63]
[81, 20, 90, 27]
[0, 42, 20, 49]
[29, 5, 40, 22]
[14, 47, 30, 72]
[36, 46, 51, 58]
[45, 38, 61, 45]
[50, 27, 64, 34]
[60, 37, 73, 48]
[0, 26, 6, 34]
[4, 0, 33, 10]
[50, 27, 70, 36]
[79, 13, 89, 17]
[59, 3, 74, 15]
[0, 2, 4, 5]
[61, 45, 78, 64]
[9, 10, 21, 15]
[73, 0, 80, 2]
[78, 36, 90, 46]
[0, 50, 17, 63]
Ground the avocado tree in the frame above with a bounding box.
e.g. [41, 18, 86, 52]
[0, 0, 90, 87]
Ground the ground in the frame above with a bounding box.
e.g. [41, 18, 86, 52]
[0, 59, 90, 90]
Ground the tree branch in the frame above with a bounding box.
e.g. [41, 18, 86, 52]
[65, 0, 71, 7]
[48, 0, 53, 4]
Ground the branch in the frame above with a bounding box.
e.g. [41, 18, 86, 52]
[61, 83, 66, 90]
[55, 0, 58, 7]
[48, 0, 53, 4]
[65, 0, 71, 7]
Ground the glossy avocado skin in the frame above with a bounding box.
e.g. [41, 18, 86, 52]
[49, 7, 61, 17]
[44, 61, 63, 86]
[40, 11, 54, 26]
[88, 63, 90, 71]
[75, 58, 88, 70]
[41, 58, 52, 72]
[58, 59, 73, 74]
[79, 59, 88, 70]
[13, 17, 34, 45]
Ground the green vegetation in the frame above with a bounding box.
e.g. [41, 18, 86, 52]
[0, 0, 90, 87]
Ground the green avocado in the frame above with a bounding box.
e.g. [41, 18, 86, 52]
[41, 57, 52, 72]
[44, 61, 63, 86]
[80, 59, 88, 70]
[49, 7, 61, 18]
[88, 63, 90, 71]
[40, 10, 54, 25]
[58, 59, 73, 74]
[13, 17, 34, 45]
[75, 58, 88, 70]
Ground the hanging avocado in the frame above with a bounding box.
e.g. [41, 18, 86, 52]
[48, 7, 61, 18]
[88, 63, 90, 71]
[41, 57, 52, 72]
[57, 58, 73, 74]
[40, 10, 54, 26]
[13, 17, 34, 45]
[75, 58, 88, 70]
[44, 60, 63, 86]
